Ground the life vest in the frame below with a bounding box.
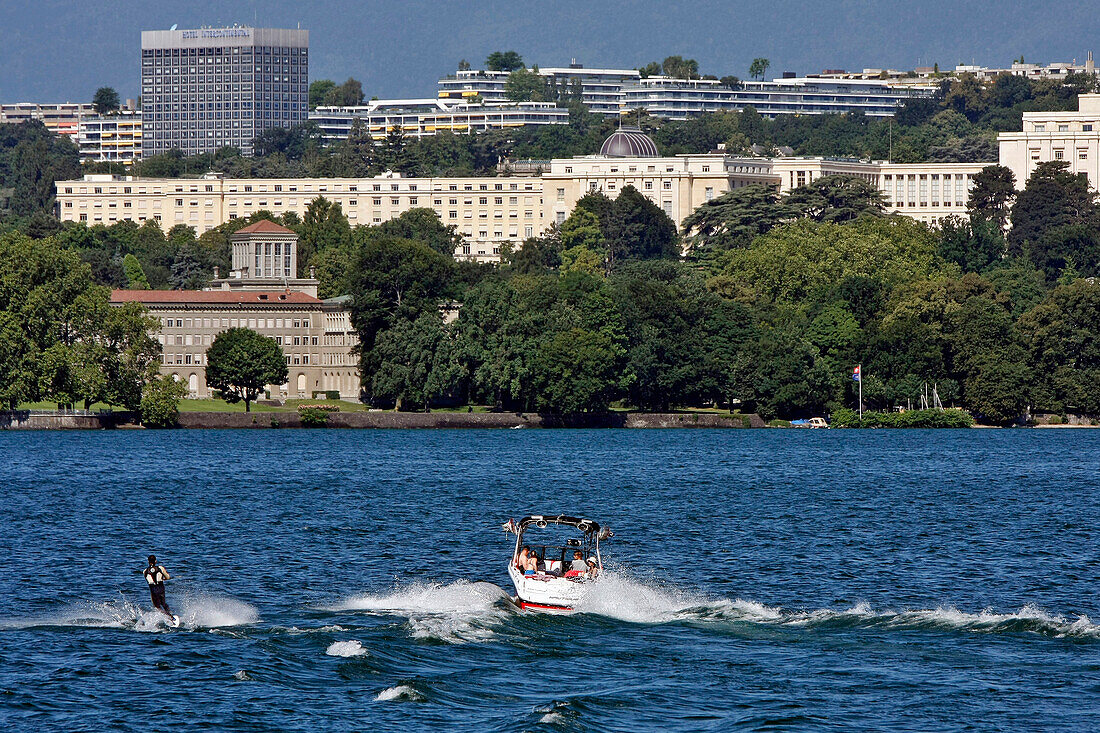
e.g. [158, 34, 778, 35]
[144, 565, 166, 586]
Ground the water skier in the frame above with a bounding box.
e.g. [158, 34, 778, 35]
[143, 555, 177, 624]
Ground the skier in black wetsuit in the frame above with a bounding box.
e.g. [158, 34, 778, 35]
[143, 555, 174, 619]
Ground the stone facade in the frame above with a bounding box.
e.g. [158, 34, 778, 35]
[111, 221, 359, 400]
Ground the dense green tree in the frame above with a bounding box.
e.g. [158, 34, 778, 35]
[603, 185, 679, 270]
[559, 208, 606, 252]
[376, 208, 463, 258]
[80, 249, 127, 287]
[346, 235, 453, 361]
[1008, 161, 1100, 280]
[532, 328, 621, 412]
[101, 301, 162, 410]
[964, 354, 1030, 424]
[369, 313, 463, 410]
[123, 253, 149, 289]
[718, 217, 942, 305]
[638, 61, 662, 78]
[313, 78, 366, 108]
[486, 51, 524, 72]
[505, 234, 562, 275]
[308, 79, 337, 110]
[990, 73, 1032, 108]
[1017, 279, 1100, 414]
[968, 165, 1016, 229]
[682, 184, 791, 256]
[92, 87, 121, 114]
[505, 68, 552, 102]
[205, 328, 288, 412]
[453, 278, 533, 409]
[662, 56, 700, 79]
[936, 215, 1004, 273]
[784, 174, 886, 223]
[299, 196, 353, 275]
[0, 121, 81, 217]
[140, 374, 188, 428]
[613, 261, 733, 410]
[0, 232, 159, 409]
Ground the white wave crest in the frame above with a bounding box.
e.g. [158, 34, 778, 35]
[175, 593, 258, 628]
[572, 575, 1099, 639]
[571, 572, 783, 624]
[0, 593, 257, 632]
[375, 684, 426, 702]
[332, 580, 514, 644]
[326, 640, 368, 657]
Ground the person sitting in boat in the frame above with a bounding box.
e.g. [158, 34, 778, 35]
[516, 546, 531, 570]
[523, 551, 541, 575]
[564, 550, 587, 577]
[586, 557, 599, 579]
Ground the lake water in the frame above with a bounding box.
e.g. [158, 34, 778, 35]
[1, 428, 1098, 731]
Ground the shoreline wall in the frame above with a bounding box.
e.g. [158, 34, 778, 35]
[174, 411, 767, 429]
[0, 410, 766, 430]
[0, 411, 133, 430]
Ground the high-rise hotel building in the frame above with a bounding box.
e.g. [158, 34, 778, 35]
[141, 26, 309, 157]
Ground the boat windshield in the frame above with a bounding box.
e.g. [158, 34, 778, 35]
[514, 523, 600, 575]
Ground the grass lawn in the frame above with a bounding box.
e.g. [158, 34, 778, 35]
[177, 398, 387, 413]
[175, 398, 283, 413]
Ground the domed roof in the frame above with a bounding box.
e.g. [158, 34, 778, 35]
[600, 127, 659, 157]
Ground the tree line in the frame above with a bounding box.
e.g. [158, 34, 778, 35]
[3, 164, 1100, 423]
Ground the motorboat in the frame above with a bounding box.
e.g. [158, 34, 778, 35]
[501, 514, 612, 613]
[792, 416, 827, 429]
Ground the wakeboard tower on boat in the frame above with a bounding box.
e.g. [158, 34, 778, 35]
[502, 514, 612, 613]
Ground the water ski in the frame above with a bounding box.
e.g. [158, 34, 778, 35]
[170, 615, 181, 628]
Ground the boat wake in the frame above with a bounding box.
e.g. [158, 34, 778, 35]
[0, 592, 258, 632]
[573, 573, 1100, 639]
[331, 580, 517, 644]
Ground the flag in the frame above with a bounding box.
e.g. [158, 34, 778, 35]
[852, 365, 861, 382]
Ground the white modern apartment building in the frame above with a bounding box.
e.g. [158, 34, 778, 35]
[78, 111, 143, 164]
[439, 64, 934, 119]
[621, 77, 935, 120]
[437, 65, 639, 115]
[309, 99, 569, 142]
[999, 93, 1100, 191]
[1, 102, 97, 139]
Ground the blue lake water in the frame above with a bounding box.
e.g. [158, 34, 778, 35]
[1, 428, 1099, 732]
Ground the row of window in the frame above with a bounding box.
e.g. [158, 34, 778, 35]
[162, 317, 313, 329]
[161, 352, 317, 366]
[1032, 123, 1095, 132]
[144, 47, 306, 57]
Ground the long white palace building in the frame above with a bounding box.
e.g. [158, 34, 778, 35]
[55, 93, 1100, 262]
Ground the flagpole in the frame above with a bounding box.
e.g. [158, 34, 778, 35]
[858, 363, 863, 421]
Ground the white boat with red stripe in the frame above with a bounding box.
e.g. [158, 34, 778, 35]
[502, 514, 612, 614]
